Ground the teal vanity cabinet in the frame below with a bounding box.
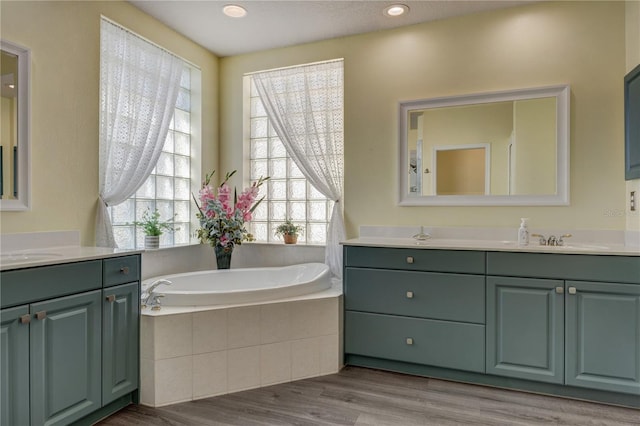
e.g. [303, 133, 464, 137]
[486, 252, 640, 396]
[0, 254, 141, 426]
[343, 246, 486, 374]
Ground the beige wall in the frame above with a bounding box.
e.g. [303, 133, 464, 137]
[626, 0, 640, 232]
[0, 1, 219, 245]
[221, 1, 627, 237]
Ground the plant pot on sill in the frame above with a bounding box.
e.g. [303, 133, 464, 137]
[145, 235, 160, 249]
[283, 234, 298, 245]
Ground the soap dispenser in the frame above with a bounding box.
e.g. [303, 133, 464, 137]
[518, 218, 530, 246]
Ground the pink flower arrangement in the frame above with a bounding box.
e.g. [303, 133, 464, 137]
[194, 170, 269, 252]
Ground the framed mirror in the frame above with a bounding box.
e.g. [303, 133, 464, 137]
[1, 40, 30, 211]
[399, 85, 570, 206]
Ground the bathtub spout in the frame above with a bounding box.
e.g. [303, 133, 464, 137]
[141, 279, 172, 308]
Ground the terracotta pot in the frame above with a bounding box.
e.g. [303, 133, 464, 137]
[283, 234, 298, 244]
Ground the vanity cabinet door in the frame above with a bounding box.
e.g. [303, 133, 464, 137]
[486, 276, 565, 384]
[565, 281, 640, 395]
[103, 282, 139, 405]
[29, 290, 101, 426]
[0, 305, 30, 426]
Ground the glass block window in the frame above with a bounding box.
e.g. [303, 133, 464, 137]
[247, 77, 333, 245]
[110, 65, 199, 249]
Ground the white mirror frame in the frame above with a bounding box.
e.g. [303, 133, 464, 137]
[0, 40, 30, 211]
[398, 85, 570, 206]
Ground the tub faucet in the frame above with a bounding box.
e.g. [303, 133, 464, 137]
[141, 279, 171, 309]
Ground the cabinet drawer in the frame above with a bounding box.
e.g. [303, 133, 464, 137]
[344, 246, 485, 274]
[345, 311, 485, 373]
[103, 255, 140, 287]
[345, 268, 485, 323]
[487, 252, 640, 284]
[1, 261, 102, 308]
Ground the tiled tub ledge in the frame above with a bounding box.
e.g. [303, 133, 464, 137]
[140, 295, 342, 407]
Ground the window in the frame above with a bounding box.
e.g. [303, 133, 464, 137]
[247, 76, 334, 245]
[110, 64, 201, 249]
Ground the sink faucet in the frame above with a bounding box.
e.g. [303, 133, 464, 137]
[531, 233, 572, 246]
[412, 226, 431, 241]
[141, 279, 171, 310]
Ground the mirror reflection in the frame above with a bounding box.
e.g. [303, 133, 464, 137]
[1, 49, 18, 200]
[1, 39, 30, 211]
[399, 85, 569, 206]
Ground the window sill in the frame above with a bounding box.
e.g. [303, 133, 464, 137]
[142, 241, 326, 252]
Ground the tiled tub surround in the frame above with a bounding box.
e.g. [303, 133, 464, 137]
[140, 291, 342, 407]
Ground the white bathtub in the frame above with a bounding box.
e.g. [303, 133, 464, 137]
[142, 262, 332, 306]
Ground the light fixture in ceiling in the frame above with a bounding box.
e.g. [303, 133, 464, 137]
[223, 4, 247, 18]
[384, 4, 409, 17]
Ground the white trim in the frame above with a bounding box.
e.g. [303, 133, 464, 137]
[243, 58, 344, 76]
[399, 84, 570, 206]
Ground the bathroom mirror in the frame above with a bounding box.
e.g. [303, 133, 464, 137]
[399, 85, 569, 206]
[0, 40, 30, 211]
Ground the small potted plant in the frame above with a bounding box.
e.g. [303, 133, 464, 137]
[275, 219, 304, 244]
[132, 209, 177, 249]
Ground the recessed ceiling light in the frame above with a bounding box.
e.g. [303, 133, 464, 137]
[223, 4, 247, 18]
[384, 4, 409, 17]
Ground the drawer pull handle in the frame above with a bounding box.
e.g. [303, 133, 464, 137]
[406, 291, 414, 299]
[106, 294, 116, 303]
[555, 287, 564, 294]
[406, 338, 414, 345]
[35, 311, 46, 321]
[406, 256, 414, 264]
[120, 266, 130, 275]
[568, 287, 577, 295]
[19, 314, 31, 324]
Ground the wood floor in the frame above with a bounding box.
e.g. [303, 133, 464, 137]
[98, 366, 639, 426]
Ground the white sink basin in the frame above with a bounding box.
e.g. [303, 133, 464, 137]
[1, 252, 64, 264]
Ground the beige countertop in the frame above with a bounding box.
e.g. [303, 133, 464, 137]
[342, 237, 640, 256]
[0, 246, 143, 271]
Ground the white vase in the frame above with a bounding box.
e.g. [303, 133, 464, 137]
[145, 235, 160, 249]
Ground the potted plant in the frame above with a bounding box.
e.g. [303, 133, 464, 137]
[275, 219, 304, 244]
[132, 208, 177, 249]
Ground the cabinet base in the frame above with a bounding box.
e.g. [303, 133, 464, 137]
[345, 355, 640, 409]
[70, 393, 134, 426]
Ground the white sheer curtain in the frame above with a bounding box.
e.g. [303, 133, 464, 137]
[252, 60, 345, 278]
[96, 19, 183, 247]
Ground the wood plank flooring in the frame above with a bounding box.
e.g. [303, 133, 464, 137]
[98, 366, 639, 425]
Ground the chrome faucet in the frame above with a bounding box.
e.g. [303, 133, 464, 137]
[412, 226, 431, 241]
[531, 233, 572, 246]
[141, 279, 171, 310]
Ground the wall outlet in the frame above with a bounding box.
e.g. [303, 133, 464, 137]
[631, 191, 636, 212]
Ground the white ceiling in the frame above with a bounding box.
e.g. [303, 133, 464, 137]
[129, 0, 532, 57]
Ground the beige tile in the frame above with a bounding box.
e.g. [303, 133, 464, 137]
[319, 334, 340, 374]
[153, 313, 193, 359]
[139, 358, 155, 406]
[260, 303, 291, 344]
[193, 351, 228, 399]
[260, 342, 291, 386]
[227, 306, 260, 349]
[140, 315, 154, 359]
[193, 309, 227, 354]
[291, 337, 320, 380]
[154, 356, 193, 406]
[290, 299, 339, 339]
[227, 346, 260, 392]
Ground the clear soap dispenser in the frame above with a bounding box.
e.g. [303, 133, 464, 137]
[518, 218, 530, 246]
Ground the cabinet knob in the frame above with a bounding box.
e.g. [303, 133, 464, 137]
[555, 286, 564, 294]
[19, 314, 31, 324]
[105, 294, 116, 303]
[406, 291, 414, 299]
[35, 311, 47, 320]
[568, 287, 577, 295]
[406, 256, 414, 264]
[120, 266, 130, 275]
[406, 338, 414, 345]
